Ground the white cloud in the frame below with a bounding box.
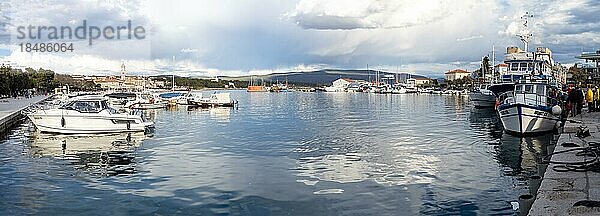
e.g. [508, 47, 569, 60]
[285, 0, 450, 30]
[1, 0, 599, 78]
[456, 35, 484, 42]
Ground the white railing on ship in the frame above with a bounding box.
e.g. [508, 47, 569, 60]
[497, 91, 561, 107]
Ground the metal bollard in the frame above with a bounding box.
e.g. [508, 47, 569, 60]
[519, 194, 535, 216]
[529, 175, 542, 196]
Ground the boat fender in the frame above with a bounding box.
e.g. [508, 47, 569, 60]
[551, 105, 562, 115]
[127, 121, 131, 130]
[61, 116, 65, 127]
[61, 140, 66, 154]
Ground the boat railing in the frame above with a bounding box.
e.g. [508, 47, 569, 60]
[498, 91, 561, 107]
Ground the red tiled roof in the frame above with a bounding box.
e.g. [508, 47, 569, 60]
[445, 69, 469, 74]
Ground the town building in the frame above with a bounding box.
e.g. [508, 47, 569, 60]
[409, 77, 431, 86]
[495, 63, 508, 76]
[332, 78, 353, 89]
[576, 49, 600, 84]
[444, 69, 471, 81]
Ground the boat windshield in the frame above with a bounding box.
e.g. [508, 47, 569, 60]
[61, 100, 105, 113]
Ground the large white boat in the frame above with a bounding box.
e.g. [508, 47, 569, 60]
[27, 97, 154, 134]
[497, 79, 562, 135]
[469, 85, 496, 108]
[189, 92, 236, 108]
[495, 12, 566, 135]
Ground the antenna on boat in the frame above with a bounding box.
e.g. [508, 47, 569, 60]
[367, 64, 371, 83]
[517, 12, 533, 52]
[492, 45, 495, 83]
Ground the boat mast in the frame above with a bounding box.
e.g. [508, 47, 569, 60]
[367, 64, 371, 84]
[172, 56, 175, 91]
[492, 45, 495, 84]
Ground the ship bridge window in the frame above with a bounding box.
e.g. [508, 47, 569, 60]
[519, 63, 528, 71]
[524, 85, 534, 93]
[511, 63, 519, 71]
[515, 85, 523, 92]
[536, 85, 545, 95]
[528, 63, 534, 71]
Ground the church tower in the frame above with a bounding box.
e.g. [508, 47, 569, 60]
[120, 63, 126, 80]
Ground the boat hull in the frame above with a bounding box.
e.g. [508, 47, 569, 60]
[28, 113, 149, 134]
[129, 103, 167, 109]
[469, 92, 496, 108]
[190, 101, 234, 108]
[497, 104, 559, 135]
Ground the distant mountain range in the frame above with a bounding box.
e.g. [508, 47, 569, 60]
[220, 69, 428, 86]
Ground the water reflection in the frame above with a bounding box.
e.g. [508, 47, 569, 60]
[28, 132, 148, 176]
[495, 134, 552, 177]
[1, 91, 561, 215]
[468, 108, 503, 139]
[186, 106, 232, 121]
[295, 152, 439, 187]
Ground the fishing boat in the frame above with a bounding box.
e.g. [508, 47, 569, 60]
[189, 92, 236, 108]
[27, 97, 154, 134]
[247, 76, 268, 92]
[469, 85, 496, 107]
[497, 79, 562, 135]
[495, 12, 566, 135]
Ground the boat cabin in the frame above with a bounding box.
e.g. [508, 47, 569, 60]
[60, 98, 112, 113]
[509, 80, 558, 107]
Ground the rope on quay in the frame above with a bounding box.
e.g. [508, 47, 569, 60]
[542, 141, 600, 172]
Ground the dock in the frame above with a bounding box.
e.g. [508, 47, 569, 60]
[528, 111, 600, 215]
[0, 95, 50, 134]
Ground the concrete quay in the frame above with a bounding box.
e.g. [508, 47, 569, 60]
[0, 95, 51, 134]
[528, 111, 600, 215]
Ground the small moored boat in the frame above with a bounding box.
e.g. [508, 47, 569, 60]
[189, 92, 237, 108]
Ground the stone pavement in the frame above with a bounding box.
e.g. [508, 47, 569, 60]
[529, 111, 600, 215]
[0, 95, 50, 132]
[0, 95, 49, 120]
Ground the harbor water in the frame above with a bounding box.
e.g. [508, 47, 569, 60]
[0, 91, 554, 215]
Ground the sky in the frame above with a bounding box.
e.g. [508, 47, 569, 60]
[0, 0, 599, 77]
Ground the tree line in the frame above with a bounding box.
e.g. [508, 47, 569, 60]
[0, 65, 56, 98]
[171, 77, 249, 89]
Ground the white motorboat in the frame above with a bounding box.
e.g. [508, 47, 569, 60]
[324, 86, 345, 92]
[431, 88, 443, 94]
[391, 85, 407, 94]
[497, 79, 562, 135]
[27, 97, 154, 134]
[189, 92, 236, 108]
[469, 85, 496, 108]
[126, 93, 167, 109]
[104, 92, 137, 108]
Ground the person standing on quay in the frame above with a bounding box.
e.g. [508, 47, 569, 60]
[567, 87, 576, 117]
[586, 87, 594, 112]
[575, 87, 585, 115]
[595, 86, 600, 111]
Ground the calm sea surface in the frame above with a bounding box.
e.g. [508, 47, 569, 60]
[0, 91, 555, 215]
